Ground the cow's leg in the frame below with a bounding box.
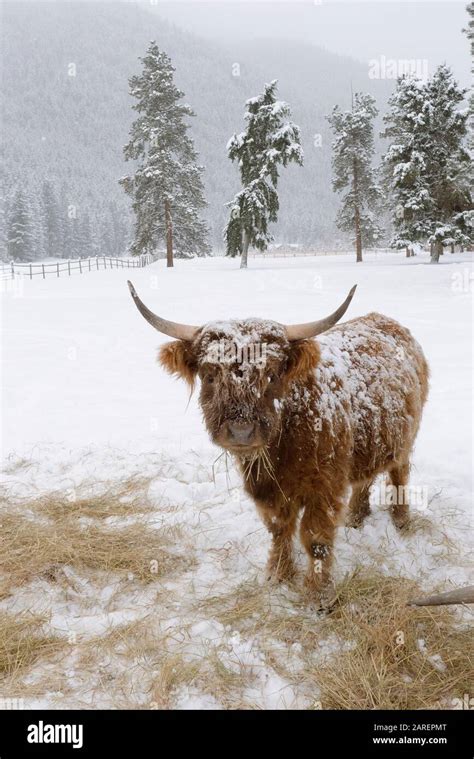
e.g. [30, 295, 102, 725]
[300, 501, 338, 609]
[346, 480, 372, 528]
[388, 461, 411, 530]
[257, 502, 297, 583]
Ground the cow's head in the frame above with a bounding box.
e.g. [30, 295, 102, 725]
[128, 281, 356, 455]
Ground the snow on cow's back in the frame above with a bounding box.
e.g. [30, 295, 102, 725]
[315, 312, 429, 456]
[317, 312, 428, 387]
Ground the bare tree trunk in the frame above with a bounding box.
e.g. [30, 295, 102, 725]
[353, 158, 363, 263]
[240, 229, 249, 269]
[405, 246, 411, 258]
[165, 199, 173, 268]
[430, 239, 443, 263]
[450, 242, 455, 254]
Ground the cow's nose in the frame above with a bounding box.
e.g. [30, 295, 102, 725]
[227, 421, 256, 446]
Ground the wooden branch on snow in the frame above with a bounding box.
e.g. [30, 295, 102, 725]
[409, 586, 474, 607]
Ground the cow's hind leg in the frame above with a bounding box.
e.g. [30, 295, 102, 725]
[346, 480, 373, 528]
[388, 460, 411, 530]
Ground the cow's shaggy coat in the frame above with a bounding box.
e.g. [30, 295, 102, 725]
[127, 281, 429, 607]
[159, 311, 429, 607]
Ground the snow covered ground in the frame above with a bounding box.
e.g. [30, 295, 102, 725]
[1, 251, 473, 709]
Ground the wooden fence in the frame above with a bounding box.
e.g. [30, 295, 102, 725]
[0, 253, 159, 281]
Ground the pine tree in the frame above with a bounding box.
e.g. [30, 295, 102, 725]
[382, 68, 472, 262]
[7, 189, 34, 262]
[77, 213, 95, 258]
[328, 92, 382, 263]
[381, 77, 433, 257]
[107, 202, 129, 257]
[0, 192, 8, 262]
[66, 217, 80, 259]
[41, 180, 62, 259]
[120, 42, 209, 265]
[224, 80, 303, 269]
[464, 2, 474, 153]
[98, 202, 129, 258]
[424, 65, 472, 261]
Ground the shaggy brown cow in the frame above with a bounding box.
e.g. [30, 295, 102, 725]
[128, 281, 429, 608]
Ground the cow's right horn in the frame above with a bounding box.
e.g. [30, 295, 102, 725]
[127, 281, 200, 341]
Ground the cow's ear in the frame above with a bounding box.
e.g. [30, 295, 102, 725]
[159, 340, 198, 387]
[285, 340, 320, 383]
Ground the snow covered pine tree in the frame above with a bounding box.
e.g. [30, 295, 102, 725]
[41, 180, 63, 260]
[328, 92, 382, 263]
[381, 76, 434, 258]
[424, 65, 472, 261]
[382, 67, 472, 262]
[120, 42, 209, 266]
[7, 188, 34, 262]
[224, 80, 303, 269]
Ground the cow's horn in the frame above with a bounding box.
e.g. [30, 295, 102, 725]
[127, 281, 200, 341]
[285, 285, 357, 341]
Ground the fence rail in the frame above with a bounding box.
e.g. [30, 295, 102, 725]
[0, 253, 159, 281]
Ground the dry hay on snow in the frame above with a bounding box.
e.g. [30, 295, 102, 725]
[0, 612, 65, 682]
[0, 476, 472, 709]
[0, 477, 194, 597]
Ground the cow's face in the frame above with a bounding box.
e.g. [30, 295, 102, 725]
[127, 280, 356, 454]
[159, 319, 320, 454]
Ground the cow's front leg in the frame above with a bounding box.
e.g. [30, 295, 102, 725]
[257, 501, 297, 583]
[300, 501, 339, 609]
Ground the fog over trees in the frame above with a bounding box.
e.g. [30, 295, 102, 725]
[1, 1, 471, 260]
[1, 1, 395, 259]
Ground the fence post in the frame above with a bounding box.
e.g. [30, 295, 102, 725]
[10, 261, 14, 280]
[42, 263, 45, 279]
[30, 263, 33, 280]
[79, 259, 82, 274]
[57, 262, 59, 277]
[104, 256, 106, 269]
[89, 258, 91, 272]
[96, 257, 99, 270]
[68, 260, 71, 276]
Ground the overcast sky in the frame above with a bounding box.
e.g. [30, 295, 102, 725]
[146, 1, 470, 87]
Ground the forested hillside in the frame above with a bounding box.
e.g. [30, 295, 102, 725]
[1, 1, 393, 256]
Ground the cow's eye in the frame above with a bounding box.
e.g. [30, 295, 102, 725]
[205, 374, 215, 385]
[267, 372, 277, 384]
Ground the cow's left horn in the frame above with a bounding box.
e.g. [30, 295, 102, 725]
[285, 285, 357, 341]
[127, 281, 200, 341]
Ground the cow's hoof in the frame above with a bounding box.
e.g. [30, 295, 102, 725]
[392, 510, 411, 531]
[346, 514, 365, 529]
[304, 579, 337, 612]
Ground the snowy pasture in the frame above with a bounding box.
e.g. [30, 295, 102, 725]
[1, 251, 473, 709]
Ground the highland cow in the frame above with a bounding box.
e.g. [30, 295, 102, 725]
[128, 282, 429, 608]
